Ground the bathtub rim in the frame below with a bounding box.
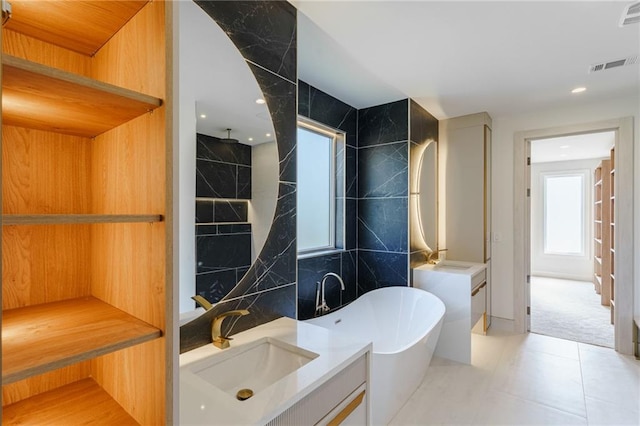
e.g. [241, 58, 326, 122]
[305, 286, 446, 355]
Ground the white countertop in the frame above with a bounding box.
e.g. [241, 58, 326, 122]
[413, 259, 486, 278]
[180, 316, 371, 425]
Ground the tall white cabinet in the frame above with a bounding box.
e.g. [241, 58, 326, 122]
[440, 112, 492, 329]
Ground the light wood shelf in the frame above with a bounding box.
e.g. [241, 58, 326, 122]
[2, 378, 138, 425]
[2, 214, 163, 226]
[2, 297, 161, 384]
[3, 0, 149, 56]
[1, 54, 162, 137]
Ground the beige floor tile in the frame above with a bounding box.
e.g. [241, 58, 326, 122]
[473, 390, 587, 425]
[584, 396, 640, 425]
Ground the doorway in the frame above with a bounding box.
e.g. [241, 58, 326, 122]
[528, 132, 615, 347]
[514, 117, 634, 355]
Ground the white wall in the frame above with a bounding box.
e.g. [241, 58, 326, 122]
[249, 142, 279, 260]
[491, 95, 639, 322]
[530, 159, 601, 281]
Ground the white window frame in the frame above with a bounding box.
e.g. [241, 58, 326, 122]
[297, 118, 345, 256]
[542, 171, 588, 257]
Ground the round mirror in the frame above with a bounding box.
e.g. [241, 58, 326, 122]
[178, 1, 278, 313]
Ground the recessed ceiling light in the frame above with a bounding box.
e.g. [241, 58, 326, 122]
[256, 98, 266, 104]
[560, 145, 570, 149]
[199, 114, 206, 118]
[571, 87, 586, 94]
[248, 137, 253, 141]
[266, 133, 272, 137]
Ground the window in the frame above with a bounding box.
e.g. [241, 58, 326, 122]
[297, 119, 345, 254]
[543, 173, 585, 255]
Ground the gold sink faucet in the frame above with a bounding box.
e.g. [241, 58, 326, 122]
[212, 309, 250, 349]
[426, 248, 447, 264]
[191, 295, 250, 349]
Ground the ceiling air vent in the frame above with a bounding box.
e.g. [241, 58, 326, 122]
[589, 56, 638, 73]
[619, 1, 640, 26]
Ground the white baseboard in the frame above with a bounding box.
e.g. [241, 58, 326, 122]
[531, 271, 592, 282]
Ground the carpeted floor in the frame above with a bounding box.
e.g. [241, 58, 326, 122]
[530, 276, 614, 348]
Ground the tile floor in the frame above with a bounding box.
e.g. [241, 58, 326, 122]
[390, 326, 640, 425]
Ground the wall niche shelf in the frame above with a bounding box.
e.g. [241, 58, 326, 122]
[2, 297, 161, 384]
[2, 55, 162, 138]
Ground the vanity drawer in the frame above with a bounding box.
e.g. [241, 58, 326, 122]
[471, 268, 486, 288]
[267, 354, 368, 425]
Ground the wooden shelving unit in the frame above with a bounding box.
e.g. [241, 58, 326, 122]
[2, 54, 162, 137]
[2, 298, 162, 384]
[592, 159, 611, 305]
[2, 378, 138, 425]
[609, 147, 615, 324]
[3, 214, 163, 225]
[1, 1, 172, 424]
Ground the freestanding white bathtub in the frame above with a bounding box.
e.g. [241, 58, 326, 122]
[306, 286, 445, 425]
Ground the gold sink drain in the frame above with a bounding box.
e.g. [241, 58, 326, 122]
[236, 388, 254, 401]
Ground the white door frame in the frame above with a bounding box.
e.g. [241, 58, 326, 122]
[514, 117, 634, 354]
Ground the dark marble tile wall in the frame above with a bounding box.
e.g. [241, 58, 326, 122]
[357, 99, 410, 294]
[196, 133, 251, 200]
[182, 1, 297, 353]
[409, 100, 439, 270]
[195, 224, 251, 303]
[297, 82, 358, 319]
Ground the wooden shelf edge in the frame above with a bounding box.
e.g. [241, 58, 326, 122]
[2, 297, 162, 384]
[2, 214, 163, 225]
[2, 378, 139, 425]
[1, 54, 163, 137]
[2, 54, 161, 108]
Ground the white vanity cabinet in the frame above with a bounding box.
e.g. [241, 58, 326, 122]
[413, 261, 487, 364]
[269, 355, 369, 425]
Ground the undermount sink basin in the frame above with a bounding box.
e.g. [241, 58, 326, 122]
[187, 337, 319, 399]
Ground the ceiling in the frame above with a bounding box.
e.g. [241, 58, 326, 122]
[294, 0, 640, 120]
[530, 131, 615, 164]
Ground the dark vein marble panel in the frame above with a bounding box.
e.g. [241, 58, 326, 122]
[196, 224, 218, 236]
[214, 201, 248, 223]
[358, 198, 408, 252]
[196, 234, 251, 273]
[180, 284, 296, 353]
[196, 269, 238, 305]
[341, 250, 357, 305]
[195, 200, 214, 224]
[358, 142, 409, 198]
[308, 85, 357, 136]
[357, 251, 408, 295]
[410, 99, 439, 145]
[195, 1, 297, 82]
[196, 133, 252, 165]
[297, 253, 342, 320]
[218, 224, 251, 235]
[237, 165, 252, 199]
[222, 182, 296, 298]
[345, 198, 357, 251]
[358, 99, 408, 147]
[196, 159, 236, 199]
[346, 146, 357, 199]
[298, 80, 310, 117]
[249, 64, 297, 183]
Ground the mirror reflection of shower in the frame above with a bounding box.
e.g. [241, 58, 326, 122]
[178, 0, 278, 313]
